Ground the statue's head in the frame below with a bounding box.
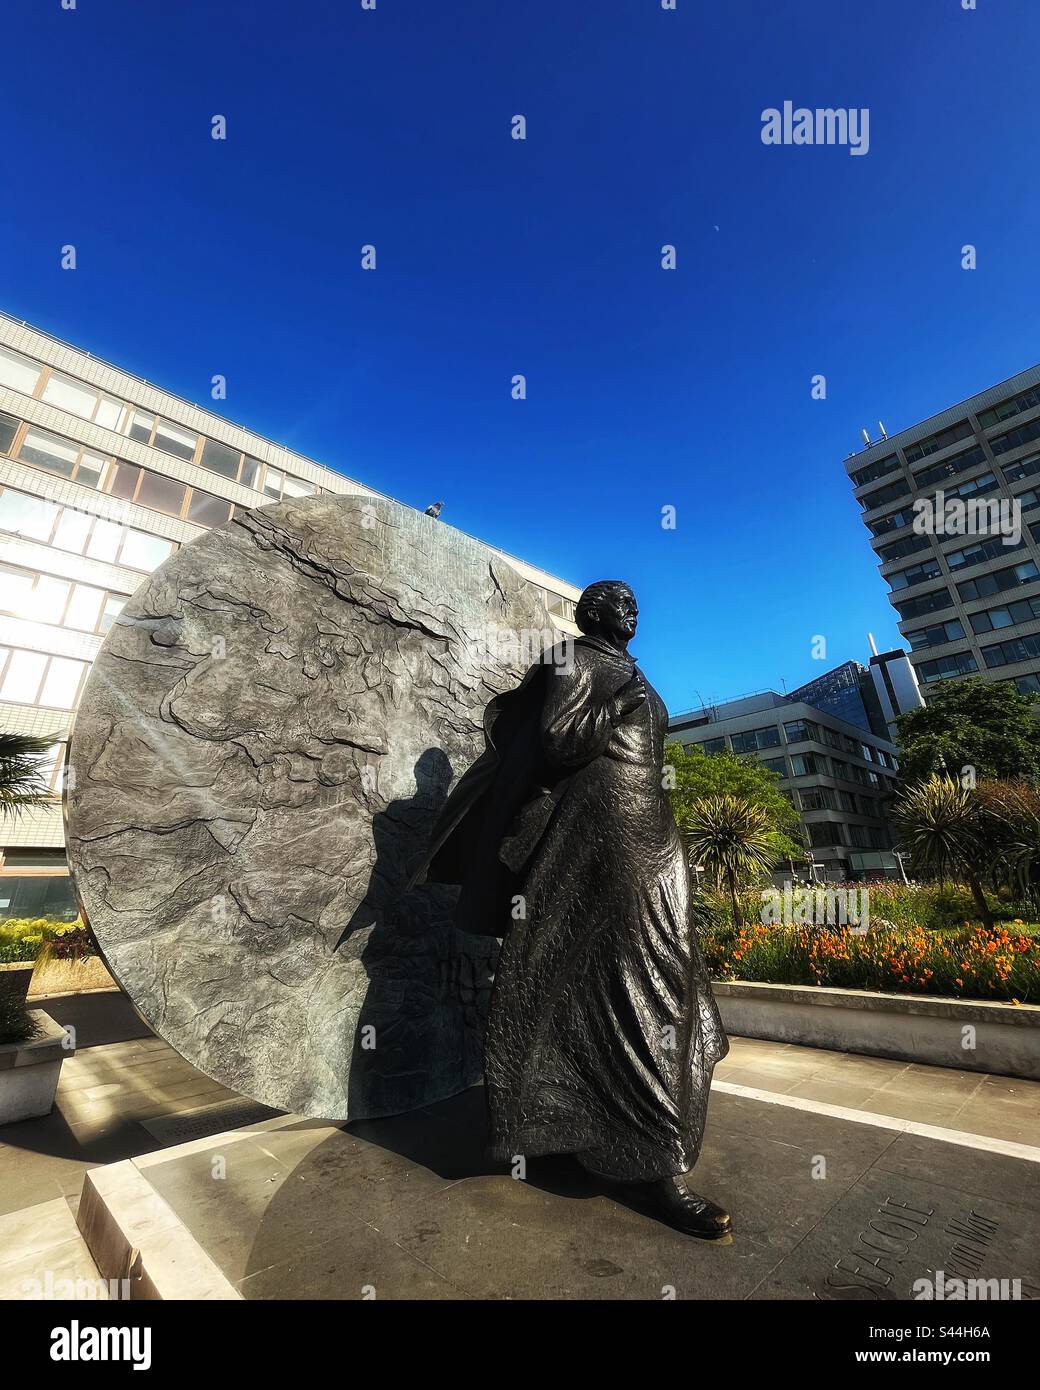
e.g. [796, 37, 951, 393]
[575, 580, 638, 645]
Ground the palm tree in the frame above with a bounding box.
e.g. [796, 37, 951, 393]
[0, 732, 56, 819]
[976, 779, 1040, 911]
[680, 794, 777, 927]
[891, 775, 993, 929]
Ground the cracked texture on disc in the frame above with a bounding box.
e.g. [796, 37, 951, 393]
[65, 495, 554, 1120]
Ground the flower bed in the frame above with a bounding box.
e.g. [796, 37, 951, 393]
[0, 918, 116, 997]
[0, 917, 91, 964]
[702, 920, 1040, 1004]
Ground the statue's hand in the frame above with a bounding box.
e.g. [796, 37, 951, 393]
[611, 673, 646, 721]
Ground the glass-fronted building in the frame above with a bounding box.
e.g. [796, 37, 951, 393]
[0, 313, 580, 919]
[668, 662, 904, 882]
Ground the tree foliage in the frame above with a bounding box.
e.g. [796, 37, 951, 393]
[0, 733, 54, 819]
[895, 678, 1040, 785]
[664, 742, 804, 862]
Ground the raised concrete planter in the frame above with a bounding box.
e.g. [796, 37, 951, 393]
[28, 954, 117, 999]
[713, 980, 1040, 1080]
[0, 1010, 75, 1124]
[0, 962, 34, 1003]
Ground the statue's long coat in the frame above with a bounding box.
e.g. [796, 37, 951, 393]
[415, 634, 728, 1182]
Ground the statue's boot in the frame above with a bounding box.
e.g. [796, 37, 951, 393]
[646, 1176, 731, 1239]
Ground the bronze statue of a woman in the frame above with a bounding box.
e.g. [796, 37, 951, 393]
[413, 579, 731, 1238]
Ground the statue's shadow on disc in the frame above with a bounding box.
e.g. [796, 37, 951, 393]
[337, 747, 496, 1122]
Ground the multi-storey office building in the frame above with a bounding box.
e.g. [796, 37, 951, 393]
[0, 314, 581, 919]
[844, 365, 1040, 697]
[668, 662, 903, 882]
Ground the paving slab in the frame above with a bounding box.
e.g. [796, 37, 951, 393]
[72, 1083, 1040, 1301]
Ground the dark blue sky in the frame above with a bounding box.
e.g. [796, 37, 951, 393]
[3, 0, 1038, 711]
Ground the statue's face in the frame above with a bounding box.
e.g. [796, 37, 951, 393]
[591, 587, 638, 643]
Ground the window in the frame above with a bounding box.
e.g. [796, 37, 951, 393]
[94, 398, 123, 431]
[983, 635, 1040, 670]
[889, 558, 942, 590]
[1015, 674, 1040, 695]
[979, 386, 1040, 430]
[870, 505, 917, 536]
[136, 471, 187, 517]
[878, 532, 932, 564]
[831, 759, 850, 781]
[16, 427, 109, 489]
[906, 619, 965, 650]
[957, 560, 1040, 601]
[240, 457, 261, 489]
[702, 737, 726, 755]
[0, 563, 36, 614]
[730, 726, 781, 754]
[99, 596, 125, 634]
[64, 584, 106, 632]
[0, 410, 18, 456]
[152, 420, 197, 462]
[19, 429, 79, 478]
[0, 347, 42, 395]
[39, 656, 87, 708]
[809, 822, 845, 848]
[40, 373, 100, 420]
[970, 597, 1040, 634]
[916, 651, 979, 683]
[799, 788, 832, 811]
[0, 489, 58, 542]
[0, 650, 48, 702]
[791, 753, 821, 776]
[282, 476, 317, 498]
[186, 491, 233, 527]
[861, 479, 910, 511]
[86, 518, 123, 562]
[851, 456, 899, 488]
[940, 471, 999, 500]
[783, 720, 819, 744]
[28, 575, 71, 624]
[945, 535, 1023, 570]
[118, 529, 174, 570]
[904, 419, 974, 464]
[0, 488, 176, 572]
[199, 437, 242, 481]
[260, 468, 318, 502]
[895, 588, 953, 620]
[125, 410, 155, 444]
[912, 445, 987, 490]
[73, 451, 106, 489]
[109, 462, 143, 500]
[990, 417, 1040, 456]
[53, 509, 91, 552]
[1002, 453, 1040, 485]
[33, 742, 68, 796]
